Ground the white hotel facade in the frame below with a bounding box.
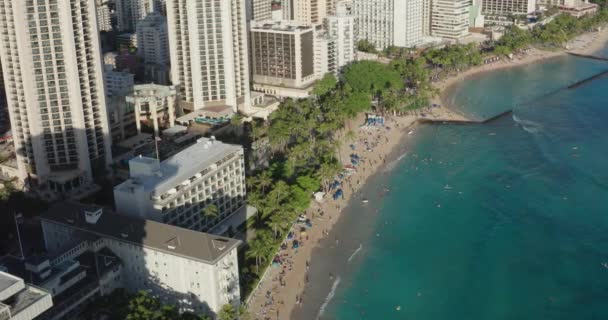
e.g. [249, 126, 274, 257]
[431, 0, 471, 40]
[352, 0, 424, 49]
[41, 202, 241, 316]
[0, 0, 112, 192]
[166, 0, 251, 113]
[113, 137, 247, 234]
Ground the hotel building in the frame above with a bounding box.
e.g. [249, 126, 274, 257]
[0, 0, 113, 192]
[40, 201, 241, 317]
[250, 21, 318, 98]
[250, 0, 273, 21]
[352, 0, 424, 49]
[431, 0, 471, 40]
[95, 0, 113, 32]
[114, 137, 246, 234]
[482, 0, 536, 16]
[0, 271, 53, 320]
[327, 1, 355, 72]
[282, 0, 328, 25]
[166, 0, 251, 113]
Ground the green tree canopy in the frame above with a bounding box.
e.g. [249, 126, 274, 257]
[342, 61, 403, 97]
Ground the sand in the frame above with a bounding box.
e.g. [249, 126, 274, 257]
[246, 107, 463, 320]
[432, 27, 608, 110]
[246, 28, 608, 320]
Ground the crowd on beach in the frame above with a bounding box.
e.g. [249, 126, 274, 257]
[247, 26, 608, 320]
[248, 109, 461, 320]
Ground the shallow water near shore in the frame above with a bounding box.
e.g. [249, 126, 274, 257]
[295, 53, 608, 320]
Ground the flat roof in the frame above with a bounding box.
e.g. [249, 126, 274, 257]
[0, 272, 21, 297]
[115, 137, 242, 196]
[251, 20, 314, 32]
[40, 202, 241, 265]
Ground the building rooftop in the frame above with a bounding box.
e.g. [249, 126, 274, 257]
[115, 137, 242, 196]
[40, 202, 241, 265]
[251, 20, 314, 32]
[127, 84, 176, 99]
[0, 272, 21, 300]
[0, 272, 52, 318]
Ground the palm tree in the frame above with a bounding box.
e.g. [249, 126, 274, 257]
[246, 230, 273, 273]
[316, 161, 342, 192]
[266, 211, 293, 239]
[345, 130, 357, 144]
[268, 181, 290, 207]
[257, 170, 273, 194]
[201, 204, 219, 220]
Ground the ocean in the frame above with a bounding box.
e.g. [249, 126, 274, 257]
[301, 51, 608, 319]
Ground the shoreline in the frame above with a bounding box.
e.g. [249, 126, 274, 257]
[247, 28, 608, 320]
[247, 107, 464, 320]
[432, 27, 608, 112]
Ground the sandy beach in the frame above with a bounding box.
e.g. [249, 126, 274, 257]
[246, 28, 608, 320]
[432, 27, 608, 110]
[247, 107, 464, 320]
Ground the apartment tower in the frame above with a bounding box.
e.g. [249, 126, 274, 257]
[282, 0, 328, 25]
[353, 0, 424, 49]
[327, 1, 355, 72]
[0, 0, 113, 192]
[116, 0, 164, 31]
[250, 0, 273, 21]
[166, 0, 251, 112]
[431, 0, 471, 40]
[482, 0, 536, 16]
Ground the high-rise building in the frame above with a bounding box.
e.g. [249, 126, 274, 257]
[116, 0, 164, 31]
[482, 0, 536, 16]
[250, 21, 318, 98]
[0, 0, 113, 192]
[250, 0, 273, 21]
[136, 12, 170, 66]
[327, 2, 355, 72]
[431, 0, 471, 40]
[352, 0, 424, 49]
[326, 0, 338, 15]
[423, 0, 433, 35]
[166, 0, 251, 113]
[96, 0, 113, 32]
[282, 0, 328, 25]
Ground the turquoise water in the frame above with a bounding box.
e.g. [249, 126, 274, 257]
[327, 56, 608, 319]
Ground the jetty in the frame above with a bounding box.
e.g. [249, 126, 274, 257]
[566, 52, 608, 61]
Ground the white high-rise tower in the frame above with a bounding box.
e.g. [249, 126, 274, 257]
[353, 0, 424, 49]
[166, 0, 251, 112]
[0, 0, 112, 192]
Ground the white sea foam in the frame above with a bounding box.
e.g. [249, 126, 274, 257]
[317, 277, 341, 319]
[348, 244, 363, 262]
[513, 114, 542, 134]
[384, 151, 408, 172]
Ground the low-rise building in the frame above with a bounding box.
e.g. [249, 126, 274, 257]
[113, 137, 247, 234]
[0, 271, 53, 320]
[39, 202, 240, 317]
[103, 66, 135, 98]
[559, 0, 599, 17]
